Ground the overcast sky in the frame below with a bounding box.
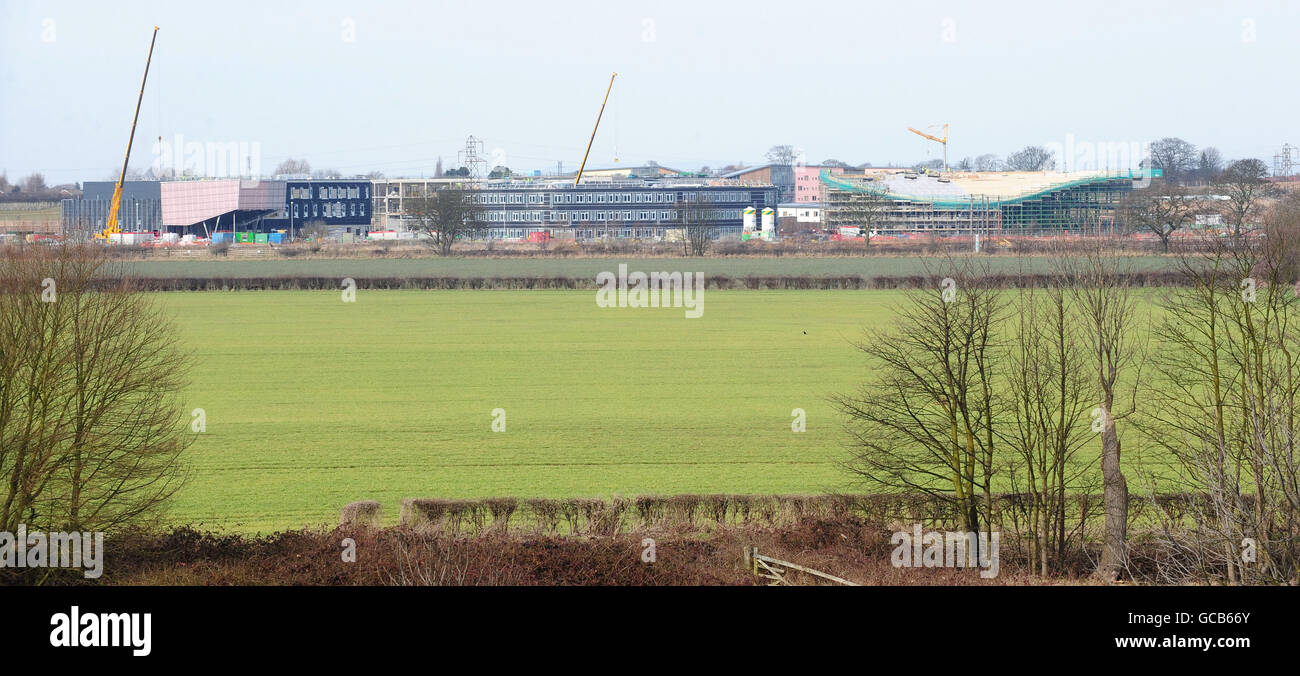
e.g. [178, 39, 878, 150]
[3, 0, 1298, 185]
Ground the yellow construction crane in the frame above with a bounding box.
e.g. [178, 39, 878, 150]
[574, 72, 616, 185]
[96, 26, 159, 241]
[907, 123, 949, 173]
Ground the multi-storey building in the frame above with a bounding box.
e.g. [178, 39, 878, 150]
[373, 178, 777, 240]
[266, 178, 373, 237]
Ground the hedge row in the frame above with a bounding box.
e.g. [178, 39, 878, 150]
[114, 271, 1192, 292]
[338, 492, 1209, 537]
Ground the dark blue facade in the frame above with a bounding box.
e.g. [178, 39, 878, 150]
[261, 179, 372, 234]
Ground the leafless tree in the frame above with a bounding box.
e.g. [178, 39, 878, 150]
[274, 158, 311, 176]
[833, 259, 1006, 539]
[1149, 137, 1198, 184]
[765, 145, 799, 166]
[1118, 179, 1201, 252]
[999, 270, 1094, 576]
[21, 173, 48, 193]
[974, 154, 1003, 171]
[1057, 248, 1143, 581]
[0, 244, 191, 534]
[1138, 226, 1300, 584]
[824, 184, 892, 245]
[1005, 146, 1055, 171]
[1215, 158, 1271, 235]
[405, 186, 487, 256]
[1197, 147, 1224, 184]
[678, 194, 713, 256]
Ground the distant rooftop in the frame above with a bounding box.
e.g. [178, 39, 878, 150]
[826, 169, 1155, 202]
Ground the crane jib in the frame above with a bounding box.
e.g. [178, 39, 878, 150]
[101, 26, 159, 239]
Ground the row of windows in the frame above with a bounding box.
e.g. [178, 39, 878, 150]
[289, 185, 370, 200]
[293, 201, 367, 219]
[483, 227, 734, 240]
[475, 209, 744, 223]
[384, 190, 755, 206]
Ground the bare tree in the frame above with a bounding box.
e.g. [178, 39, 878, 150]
[1149, 137, 1198, 184]
[765, 145, 799, 166]
[824, 184, 892, 245]
[0, 245, 191, 535]
[974, 154, 1003, 171]
[21, 173, 48, 193]
[1215, 158, 1271, 236]
[274, 158, 311, 176]
[405, 186, 487, 256]
[834, 260, 1006, 538]
[1058, 248, 1142, 581]
[1005, 146, 1055, 171]
[1000, 269, 1093, 576]
[1139, 227, 1300, 584]
[1119, 178, 1201, 252]
[1197, 147, 1224, 184]
[678, 194, 713, 256]
[299, 220, 332, 242]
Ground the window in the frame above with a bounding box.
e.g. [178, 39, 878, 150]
[293, 204, 299, 217]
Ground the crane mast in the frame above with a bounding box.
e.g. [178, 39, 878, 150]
[97, 26, 159, 241]
[907, 123, 949, 173]
[574, 72, 616, 185]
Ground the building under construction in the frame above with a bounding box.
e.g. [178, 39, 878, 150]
[821, 168, 1159, 235]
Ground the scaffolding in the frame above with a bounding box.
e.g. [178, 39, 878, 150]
[821, 169, 1146, 235]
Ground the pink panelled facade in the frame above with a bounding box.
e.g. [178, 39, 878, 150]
[793, 165, 843, 203]
[161, 180, 285, 226]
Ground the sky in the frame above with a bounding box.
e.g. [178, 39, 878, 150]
[2, 0, 1298, 185]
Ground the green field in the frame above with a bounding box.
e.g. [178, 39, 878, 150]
[168, 290, 884, 532]
[126, 255, 1178, 280]
[164, 288, 1168, 533]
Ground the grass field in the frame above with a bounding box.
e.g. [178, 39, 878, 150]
[168, 289, 880, 532]
[163, 288, 1166, 533]
[125, 254, 1179, 280]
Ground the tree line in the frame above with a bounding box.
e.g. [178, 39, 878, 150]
[834, 197, 1300, 583]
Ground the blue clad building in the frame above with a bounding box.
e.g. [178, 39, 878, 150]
[262, 178, 372, 236]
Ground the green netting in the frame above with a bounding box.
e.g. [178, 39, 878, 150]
[819, 169, 1156, 209]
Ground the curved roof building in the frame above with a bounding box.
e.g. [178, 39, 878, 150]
[821, 168, 1160, 233]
